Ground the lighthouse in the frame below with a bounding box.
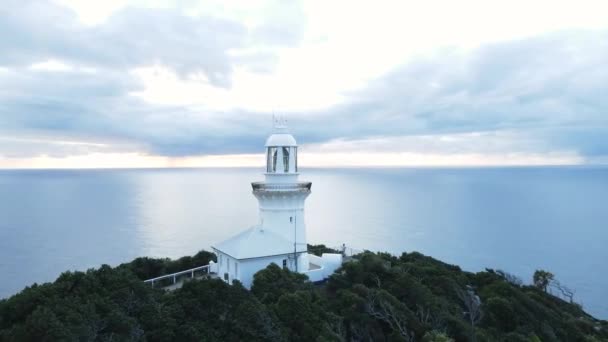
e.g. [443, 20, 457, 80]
[211, 117, 341, 288]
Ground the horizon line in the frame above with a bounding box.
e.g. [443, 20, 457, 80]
[1, 163, 606, 171]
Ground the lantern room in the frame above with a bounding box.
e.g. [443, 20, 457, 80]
[264, 117, 298, 178]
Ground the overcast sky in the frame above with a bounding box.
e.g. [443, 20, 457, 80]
[1, 0, 607, 168]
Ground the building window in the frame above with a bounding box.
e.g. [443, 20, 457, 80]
[224, 273, 229, 281]
[290, 216, 293, 223]
[282, 259, 287, 269]
[282, 147, 290, 172]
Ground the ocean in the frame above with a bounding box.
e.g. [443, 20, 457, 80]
[0, 167, 606, 318]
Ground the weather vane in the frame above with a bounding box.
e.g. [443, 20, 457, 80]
[272, 113, 287, 130]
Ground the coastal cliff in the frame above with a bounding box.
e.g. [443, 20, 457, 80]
[1, 246, 606, 341]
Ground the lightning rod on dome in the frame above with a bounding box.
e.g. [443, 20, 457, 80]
[272, 113, 288, 131]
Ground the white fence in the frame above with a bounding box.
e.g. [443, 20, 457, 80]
[143, 264, 211, 288]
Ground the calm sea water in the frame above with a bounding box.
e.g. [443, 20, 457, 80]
[0, 167, 606, 318]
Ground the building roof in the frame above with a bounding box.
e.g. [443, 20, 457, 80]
[265, 133, 297, 147]
[212, 226, 305, 260]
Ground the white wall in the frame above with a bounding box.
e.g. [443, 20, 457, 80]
[215, 250, 240, 284]
[321, 253, 343, 278]
[255, 192, 309, 249]
[238, 254, 292, 288]
[302, 253, 343, 282]
[213, 250, 298, 289]
[212, 251, 343, 289]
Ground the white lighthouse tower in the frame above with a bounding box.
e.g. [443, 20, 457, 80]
[211, 117, 341, 288]
[253, 116, 311, 272]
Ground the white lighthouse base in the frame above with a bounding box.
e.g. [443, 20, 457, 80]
[211, 226, 343, 288]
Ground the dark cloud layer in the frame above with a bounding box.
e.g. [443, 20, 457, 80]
[0, 0, 607, 162]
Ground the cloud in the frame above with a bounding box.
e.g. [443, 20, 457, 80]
[290, 30, 608, 160]
[0, 1, 607, 165]
[0, 0, 307, 157]
[0, 0, 304, 87]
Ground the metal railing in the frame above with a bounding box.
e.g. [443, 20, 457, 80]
[332, 244, 364, 258]
[143, 264, 211, 288]
[251, 182, 312, 192]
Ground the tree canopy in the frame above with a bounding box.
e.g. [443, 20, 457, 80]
[533, 269, 555, 292]
[0, 246, 606, 341]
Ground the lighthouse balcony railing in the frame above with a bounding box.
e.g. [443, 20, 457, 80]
[252, 182, 311, 191]
[143, 264, 215, 288]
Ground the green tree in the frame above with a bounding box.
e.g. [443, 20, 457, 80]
[483, 297, 516, 332]
[251, 263, 311, 304]
[273, 291, 327, 342]
[533, 270, 554, 292]
[2, 248, 607, 342]
[422, 331, 454, 342]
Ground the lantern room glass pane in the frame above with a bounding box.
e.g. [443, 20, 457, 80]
[282, 147, 290, 172]
[272, 148, 278, 172]
[294, 147, 298, 172]
[267, 147, 278, 172]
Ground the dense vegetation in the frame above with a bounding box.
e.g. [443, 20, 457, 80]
[0, 245, 606, 341]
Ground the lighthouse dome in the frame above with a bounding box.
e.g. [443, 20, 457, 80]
[265, 133, 297, 147]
